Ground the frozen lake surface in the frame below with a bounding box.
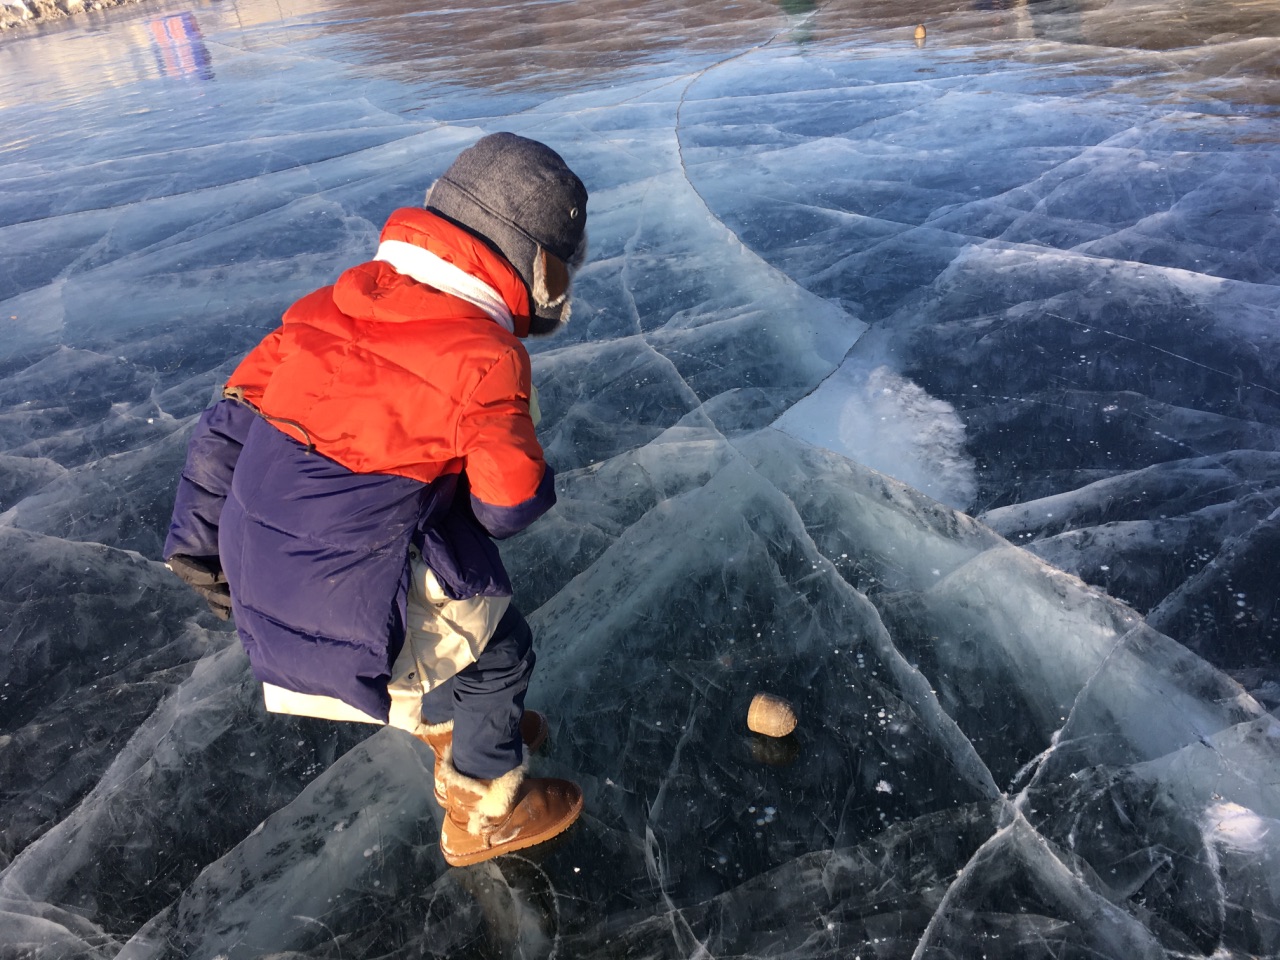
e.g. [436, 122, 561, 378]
[1, 0, 1278, 956]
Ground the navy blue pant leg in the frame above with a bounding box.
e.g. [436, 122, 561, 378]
[421, 604, 535, 780]
[420, 676, 455, 727]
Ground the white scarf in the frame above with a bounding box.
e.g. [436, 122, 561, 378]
[373, 239, 515, 335]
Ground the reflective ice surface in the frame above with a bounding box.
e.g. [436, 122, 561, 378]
[1, 0, 1278, 956]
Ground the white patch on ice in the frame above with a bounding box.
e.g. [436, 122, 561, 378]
[875, 780, 893, 794]
[776, 364, 977, 510]
[1205, 802, 1270, 851]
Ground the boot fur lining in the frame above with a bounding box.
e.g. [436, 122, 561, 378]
[437, 744, 526, 833]
[476, 764, 524, 821]
[422, 719, 454, 738]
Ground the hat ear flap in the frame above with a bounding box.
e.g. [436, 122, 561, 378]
[532, 246, 570, 310]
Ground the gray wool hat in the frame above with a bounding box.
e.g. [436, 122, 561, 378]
[426, 133, 588, 333]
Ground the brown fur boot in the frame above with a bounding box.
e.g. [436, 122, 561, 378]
[436, 751, 583, 867]
[419, 711, 550, 807]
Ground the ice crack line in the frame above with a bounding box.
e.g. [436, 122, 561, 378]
[731, 436, 1003, 805]
[644, 688, 716, 958]
[1047, 312, 1280, 399]
[729, 443, 1169, 957]
[1006, 614, 1139, 811]
[504, 854, 566, 960]
[670, 2, 849, 294]
[619, 205, 647, 338]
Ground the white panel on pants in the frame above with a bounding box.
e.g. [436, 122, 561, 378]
[261, 553, 509, 735]
[385, 555, 510, 736]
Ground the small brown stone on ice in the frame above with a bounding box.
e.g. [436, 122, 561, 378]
[914, 24, 927, 40]
[747, 693, 798, 738]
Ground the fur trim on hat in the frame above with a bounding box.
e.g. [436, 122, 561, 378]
[532, 248, 569, 312]
[527, 230, 588, 336]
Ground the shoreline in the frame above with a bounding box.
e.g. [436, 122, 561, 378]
[1, 0, 150, 31]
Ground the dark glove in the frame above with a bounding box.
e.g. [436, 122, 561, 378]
[166, 554, 233, 620]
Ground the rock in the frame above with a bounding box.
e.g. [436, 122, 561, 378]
[747, 692, 798, 738]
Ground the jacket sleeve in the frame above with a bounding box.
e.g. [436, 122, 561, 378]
[458, 347, 556, 540]
[164, 398, 260, 561]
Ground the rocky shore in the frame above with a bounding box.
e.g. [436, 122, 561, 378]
[1, 0, 150, 30]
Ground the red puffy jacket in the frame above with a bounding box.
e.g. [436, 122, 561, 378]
[226, 206, 547, 508]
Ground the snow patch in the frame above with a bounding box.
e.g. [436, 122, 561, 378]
[776, 364, 977, 510]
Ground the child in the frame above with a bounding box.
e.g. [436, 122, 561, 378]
[164, 133, 588, 866]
